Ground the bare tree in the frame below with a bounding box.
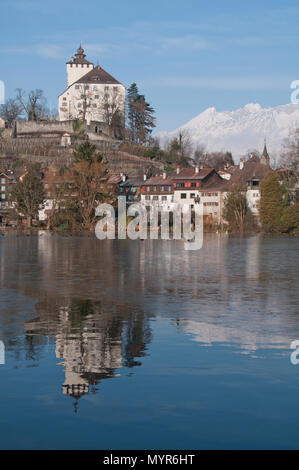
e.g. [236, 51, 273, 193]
[193, 143, 207, 166]
[280, 129, 299, 179]
[192, 149, 234, 170]
[101, 88, 124, 137]
[16, 88, 48, 121]
[167, 129, 193, 166]
[0, 98, 23, 126]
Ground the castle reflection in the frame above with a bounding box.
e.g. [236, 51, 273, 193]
[24, 296, 152, 409]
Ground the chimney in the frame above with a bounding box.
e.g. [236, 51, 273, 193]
[122, 174, 126, 182]
[199, 163, 203, 170]
[163, 171, 167, 179]
[239, 158, 244, 170]
[176, 167, 180, 175]
[143, 174, 147, 181]
[195, 166, 199, 174]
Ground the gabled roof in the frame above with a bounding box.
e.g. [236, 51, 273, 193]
[142, 175, 174, 186]
[229, 156, 271, 187]
[172, 167, 215, 181]
[75, 65, 122, 86]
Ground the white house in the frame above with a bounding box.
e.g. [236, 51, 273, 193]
[228, 145, 271, 218]
[58, 45, 125, 126]
[140, 168, 228, 225]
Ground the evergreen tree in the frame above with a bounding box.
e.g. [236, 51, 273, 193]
[127, 83, 139, 142]
[259, 171, 288, 232]
[134, 95, 156, 144]
[73, 141, 103, 164]
[126, 83, 156, 144]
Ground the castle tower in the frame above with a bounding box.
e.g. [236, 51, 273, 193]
[66, 44, 94, 88]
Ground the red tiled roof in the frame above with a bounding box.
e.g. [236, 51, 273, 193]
[143, 175, 174, 186]
[172, 167, 214, 180]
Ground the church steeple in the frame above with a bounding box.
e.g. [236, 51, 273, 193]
[261, 139, 270, 166]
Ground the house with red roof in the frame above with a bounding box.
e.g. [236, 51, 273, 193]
[140, 166, 228, 225]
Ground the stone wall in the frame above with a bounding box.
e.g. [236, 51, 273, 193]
[15, 120, 74, 136]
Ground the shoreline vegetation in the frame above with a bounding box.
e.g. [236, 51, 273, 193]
[1, 224, 297, 239]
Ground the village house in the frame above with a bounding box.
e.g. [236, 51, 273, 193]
[172, 167, 227, 225]
[38, 164, 70, 222]
[140, 173, 175, 211]
[0, 169, 16, 224]
[139, 167, 228, 225]
[228, 144, 271, 218]
[58, 45, 125, 131]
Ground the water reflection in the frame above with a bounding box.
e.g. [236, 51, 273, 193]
[23, 296, 152, 410]
[0, 233, 299, 448]
[0, 233, 298, 360]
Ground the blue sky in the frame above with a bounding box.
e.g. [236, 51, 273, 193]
[1, 0, 299, 131]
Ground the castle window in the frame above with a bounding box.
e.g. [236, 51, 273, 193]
[63, 97, 67, 101]
[75, 85, 80, 89]
[77, 103, 82, 108]
[84, 86, 89, 90]
[93, 104, 97, 108]
[95, 95, 99, 99]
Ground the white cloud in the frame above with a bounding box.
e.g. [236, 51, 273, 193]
[141, 76, 289, 90]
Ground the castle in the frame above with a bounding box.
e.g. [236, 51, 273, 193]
[58, 45, 125, 126]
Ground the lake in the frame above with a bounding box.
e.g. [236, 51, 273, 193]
[0, 233, 298, 449]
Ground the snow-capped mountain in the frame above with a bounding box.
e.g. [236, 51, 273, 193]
[156, 103, 299, 159]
